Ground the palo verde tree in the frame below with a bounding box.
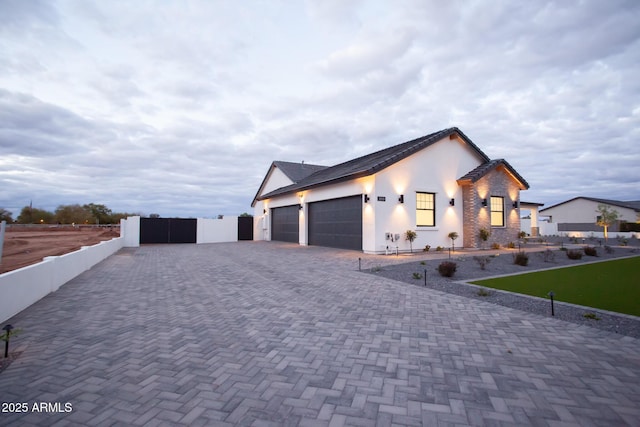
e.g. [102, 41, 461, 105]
[0, 208, 13, 223]
[84, 203, 114, 224]
[54, 204, 92, 224]
[16, 206, 54, 224]
[596, 204, 619, 242]
[448, 231, 459, 252]
[404, 230, 417, 253]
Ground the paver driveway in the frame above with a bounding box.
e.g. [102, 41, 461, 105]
[1, 242, 639, 426]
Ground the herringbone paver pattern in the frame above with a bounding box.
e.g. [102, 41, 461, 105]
[1, 242, 639, 426]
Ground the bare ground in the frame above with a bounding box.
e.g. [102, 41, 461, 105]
[1, 227, 120, 274]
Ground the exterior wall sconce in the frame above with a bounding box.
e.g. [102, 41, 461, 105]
[398, 194, 404, 203]
[263, 209, 266, 214]
[298, 204, 303, 210]
[449, 198, 455, 206]
[364, 194, 370, 203]
[512, 201, 519, 209]
[481, 198, 488, 207]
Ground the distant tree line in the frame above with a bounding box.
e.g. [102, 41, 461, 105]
[0, 203, 141, 225]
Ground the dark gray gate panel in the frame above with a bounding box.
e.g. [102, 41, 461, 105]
[140, 218, 170, 244]
[308, 195, 362, 251]
[140, 218, 197, 244]
[238, 216, 254, 241]
[169, 218, 197, 243]
[271, 205, 299, 243]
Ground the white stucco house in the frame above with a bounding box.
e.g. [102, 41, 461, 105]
[251, 127, 530, 254]
[540, 197, 640, 233]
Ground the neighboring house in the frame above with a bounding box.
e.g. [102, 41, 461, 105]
[251, 127, 529, 254]
[539, 197, 640, 233]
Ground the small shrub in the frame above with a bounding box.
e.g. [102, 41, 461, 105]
[566, 249, 583, 260]
[437, 261, 457, 277]
[507, 241, 516, 249]
[559, 247, 568, 251]
[539, 249, 556, 263]
[371, 265, 382, 273]
[513, 251, 529, 266]
[477, 287, 490, 297]
[583, 312, 601, 321]
[435, 246, 444, 252]
[491, 242, 501, 250]
[583, 246, 598, 257]
[423, 245, 431, 252]
[473, 256, 491, 270]
[518, 231, 527, 239]
[604, 245, 614, 254]
[420, 261, 426, 265]
[478, 228, 490, 248]
[412, 272, 423, 280]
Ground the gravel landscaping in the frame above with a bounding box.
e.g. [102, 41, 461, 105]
[365, 239, 640, 338]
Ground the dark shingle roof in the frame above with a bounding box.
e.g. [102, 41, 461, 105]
[457, 159, 529, 189]
[540, 197, 640, 213]
[258, 127, 491, 200]
[272, 161, 328, 182]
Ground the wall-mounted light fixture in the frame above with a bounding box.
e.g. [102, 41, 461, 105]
[481, 198, 488, 207]
[398, 194, 404, 204]
[512, 201, 519, 209]
[364, 194, 370, 203]
[299, 204, 303, 210]
[449, 198, 455, 206]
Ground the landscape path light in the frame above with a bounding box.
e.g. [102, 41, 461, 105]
[548, 291, 555, 316]
[3, 324, 14, 358]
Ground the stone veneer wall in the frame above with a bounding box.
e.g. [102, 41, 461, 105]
[461, 167, 522, 248]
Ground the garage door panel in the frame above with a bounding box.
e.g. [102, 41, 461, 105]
[271, 205, 299, 243]
[308, 195, 362, 251]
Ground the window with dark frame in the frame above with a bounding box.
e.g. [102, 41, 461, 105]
[490, 196, 504, 227]
[416, 192, 435, 226]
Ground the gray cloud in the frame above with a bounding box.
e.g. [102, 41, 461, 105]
[1, 0, 639, 219]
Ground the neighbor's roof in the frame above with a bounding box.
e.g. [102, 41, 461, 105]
[457, 158, 529, 190]
[257, 127, 491, 201]
[540, 197, 640, 213]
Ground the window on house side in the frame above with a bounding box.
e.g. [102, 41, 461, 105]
[416, 192, 435, 226]
[490, 196, 504, 227]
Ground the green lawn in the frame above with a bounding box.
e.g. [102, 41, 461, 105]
[471, 257, 640, 316]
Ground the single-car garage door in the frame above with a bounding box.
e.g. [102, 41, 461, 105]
[271, 205, 299, 243]
[308, 195, 362, 251]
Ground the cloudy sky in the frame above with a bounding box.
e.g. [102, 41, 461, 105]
[1, 0, 639, 218]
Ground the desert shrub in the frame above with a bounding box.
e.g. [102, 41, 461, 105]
[491, 242, 501, 250]
[423, 245, 431, 252]
[583, 246, 598, 257]
[583, 312, 601, 321]
[437, 261, 457, 277]
[539, 249, 556, 263]
[435, 246, 444, 251]
[604, 245, 614, 254]
[512, 251, 529, 266]
[566, 249, 583, 260]
[473, 256, 491, 270]
[412, 272, 423, 280]
[477, 287, 490, 297]
[507, 241, 516, 249]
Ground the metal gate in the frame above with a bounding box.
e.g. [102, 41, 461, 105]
[140, 218, 197, 244]
[238, 216, 254, 241]
[308, 195, 362, 251]
[271, 205, 299, 243]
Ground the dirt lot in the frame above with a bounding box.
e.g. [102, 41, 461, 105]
[1, 227, 121, 274]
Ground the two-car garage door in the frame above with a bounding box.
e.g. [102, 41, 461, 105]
[272, 195, 362, 251]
